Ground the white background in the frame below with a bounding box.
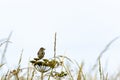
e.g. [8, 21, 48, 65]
[0, 0, 120, 74]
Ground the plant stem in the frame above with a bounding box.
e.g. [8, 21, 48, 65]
[41, 72, 44, 80]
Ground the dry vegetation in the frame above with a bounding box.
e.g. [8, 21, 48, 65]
[0, 32, 120, 80]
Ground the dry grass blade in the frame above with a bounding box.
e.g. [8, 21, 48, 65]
[0, 32, 12, 64]
[18, 49, 23, 69]
[77, 65, 82, 80]
[98, 59, 102, 80]
[91, 35, 120, 72]
[97, 36, 120, 61]
[27, 58, 30, 80]
[12, 49, 23, 80]
[75, 61, 86, 80]
[30, 69, 35, 80]
[0, 40, 11, 47]
[55, 55, 73, 63]
[65, 64, 74, 80]
[0, 64, 4, 68]
[105, 73, 108, 80]
[54, 32, 57, 58]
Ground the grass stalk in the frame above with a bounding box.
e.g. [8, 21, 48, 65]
[1, 32, 12, 64]
[41, 72, 44, 80]
[91, 36, 120, 72]
[54, 32, 57, 58]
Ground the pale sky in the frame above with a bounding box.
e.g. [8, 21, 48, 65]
[0, 0, 120, 74]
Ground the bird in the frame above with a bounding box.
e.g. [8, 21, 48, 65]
[37, 47, 45, 60]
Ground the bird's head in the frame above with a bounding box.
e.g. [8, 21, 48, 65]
[40, 47, 45, 51]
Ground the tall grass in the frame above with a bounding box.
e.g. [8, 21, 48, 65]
[0, 32, 120, 80]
